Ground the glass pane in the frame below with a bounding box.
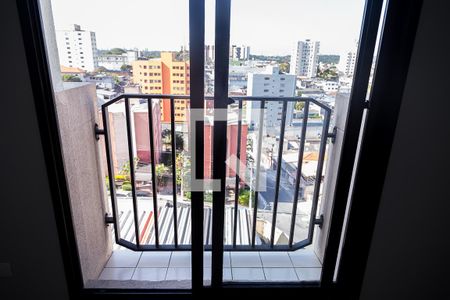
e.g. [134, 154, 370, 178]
[223, 0, 366, 283]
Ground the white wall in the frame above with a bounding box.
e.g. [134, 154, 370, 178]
[360, 1, 450, 299]
[0, 0, 69, 299]
[247, 66, 296, 128]
[56, 26, 98, 71]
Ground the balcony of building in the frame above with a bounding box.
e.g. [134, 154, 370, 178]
[51, 79, 348, 289]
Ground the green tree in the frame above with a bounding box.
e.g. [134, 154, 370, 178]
[119, 157, 139, 181]
[295, 101, 305, 111]
[62, 74, 81, 82]
[120, 64, 132, 72]
[155, 164, 169, 187]
[107, 48, 126, 55]
[122, 183, 132, 191]
[279, 62, 290, 74]
[238, 189, 250, 206]
[175, 153, 183, 187]
[94, 66, 108, 73]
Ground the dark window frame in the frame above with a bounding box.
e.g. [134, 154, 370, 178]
[16, 0, 423, 299]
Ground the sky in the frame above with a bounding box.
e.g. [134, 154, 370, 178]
[50, 0, 365, 56]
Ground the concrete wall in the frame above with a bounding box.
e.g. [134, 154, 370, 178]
[360, 1, 450, 299]
[0, 0, 69, 299]
[54, 82, 112, 283]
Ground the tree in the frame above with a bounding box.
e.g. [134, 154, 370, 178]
[94, 66, 108, 73]
[106, 48, 126, 55]
[155, 164, 169, 188]
[175, 133, 184, 150]
[175, 153, 183, 187]
[279, 62, 290, 74]
[120, 64, 132, 72]
[317, 65, 338, 80]
[119, 157, 139, 181]
[294, 101, 305, 111]
[239, 189, 250, 206]
[62, 74, 81, 82]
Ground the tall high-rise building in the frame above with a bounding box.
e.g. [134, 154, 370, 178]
[55, 24, 98, 72]
[246, 66, 296, 128]
[132, 52, 190, 123]
[230, 45, 250, 60]
[205, 45, 215, 64]
[345, 44, 358, 77]
[290, 39, 320, 78]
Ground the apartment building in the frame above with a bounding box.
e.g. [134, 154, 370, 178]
[247, 65, 296, 128]
[98, 50, 138, 71]
[290, 39, 320, 78]
[55, 24, 98, 71]
[205, 44, 215, 64]
[132, 52, 190, 123]
[230, 45, 250, 60]
[345, 49, 358, 77]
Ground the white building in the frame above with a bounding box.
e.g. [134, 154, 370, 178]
[55, 24, 98, 72]
[345, 49, 357, 77]
[246, 65, 296, 128]
[98, 50, 138, 71]
[205, 45, 215, 63]
[322, 81, 339, 93]
[290, 40, 320, 78]
[231, 45, 250, 60]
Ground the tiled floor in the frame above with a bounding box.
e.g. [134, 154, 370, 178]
[98, 249, 322, 283]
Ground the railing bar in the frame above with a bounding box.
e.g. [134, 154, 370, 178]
[251, 100, 265, 247]
[103, 94, 331, 113]
[307, 109, 332, 243]
[289, 101, 310, 247]
[147, 98, 160, 247]
[124, 97, 141, 248]
[101, 105, 121, 242]
[170, 98, 179, 247]
[232, 100, 243, 247]
[270, 101, 288, 247]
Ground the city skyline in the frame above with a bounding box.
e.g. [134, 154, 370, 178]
[51, 0, 365, 56]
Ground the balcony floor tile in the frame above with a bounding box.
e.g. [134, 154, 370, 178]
[166, 267, 191, 281]
[230, 252, 262, 267]
[132, 268, 168, 281]
[288, 250, 322, 267]
[263, 268, 298, 281]
[260, 251, 293, 267]
[169, 252, 191, 268]
[232, 268, 265, 281]
[98, 268, 134, 280]
[137, 252, 171, 268]
[105, 250, 142, 268]
[295, 268, 322, 281]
